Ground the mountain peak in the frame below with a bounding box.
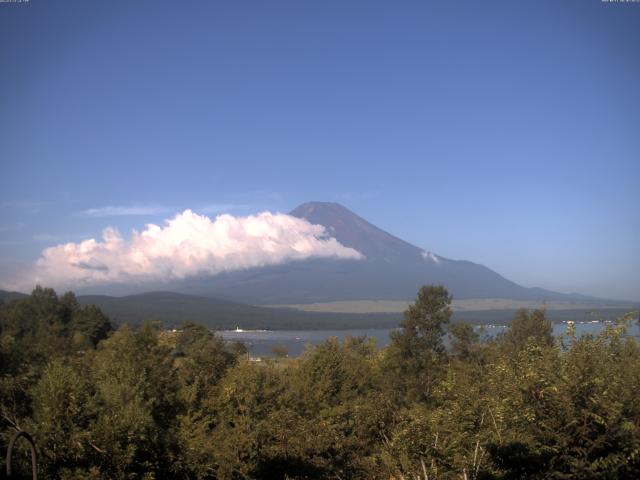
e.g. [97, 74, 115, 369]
[83, 201, 600, 304]
[290, 201, 424, 263]
[290, 201, 350, 217]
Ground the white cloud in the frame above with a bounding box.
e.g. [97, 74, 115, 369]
[80, 205, 173, 217]
[6, 210, 363, 290]
[421, 251, 441, 264]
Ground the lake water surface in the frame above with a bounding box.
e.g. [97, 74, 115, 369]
[219, 321, 640, 358]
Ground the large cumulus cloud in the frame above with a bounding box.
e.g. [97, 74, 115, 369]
[10, 210, 363, 290]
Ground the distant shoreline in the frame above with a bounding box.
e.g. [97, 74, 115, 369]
[262, 298, 638, 314]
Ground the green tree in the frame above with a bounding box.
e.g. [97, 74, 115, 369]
[502, 309, 553, 352]
[448, 322, 481, 361]
[171, 322, 236, 478]
[385, 285, 452, 402]
[71, 305, 112, 347]
[283, 336, 392, 478]
[28, 359, 97, 478]
[85, 324, 179, 478]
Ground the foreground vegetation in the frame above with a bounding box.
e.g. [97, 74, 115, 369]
[1, 286, 639, 479]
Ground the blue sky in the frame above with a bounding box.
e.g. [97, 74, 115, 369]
[1, 0, 639, 300]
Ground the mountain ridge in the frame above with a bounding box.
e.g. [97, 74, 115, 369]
[1, 202, 614, 305]
[125, 201, 602, 304]
[290, 201, 424, 264]
[284, 201, 599, 303]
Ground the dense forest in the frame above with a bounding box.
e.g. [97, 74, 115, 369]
[1, 286, 639, 479]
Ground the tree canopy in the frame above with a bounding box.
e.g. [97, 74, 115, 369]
[1, 286, 639, 479]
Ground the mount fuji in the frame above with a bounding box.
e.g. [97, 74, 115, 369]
[171, 202, 596, 305]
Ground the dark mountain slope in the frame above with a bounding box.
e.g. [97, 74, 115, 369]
[0, 290, 28, 302]
[290, 202, 423, 264]
[177, 202, 597, 304]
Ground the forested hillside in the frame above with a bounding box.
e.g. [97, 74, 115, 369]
[1, 286, 639, 479]
[75, 291, 402, 330]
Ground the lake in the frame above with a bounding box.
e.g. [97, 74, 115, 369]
[219, 320, 640, 358]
